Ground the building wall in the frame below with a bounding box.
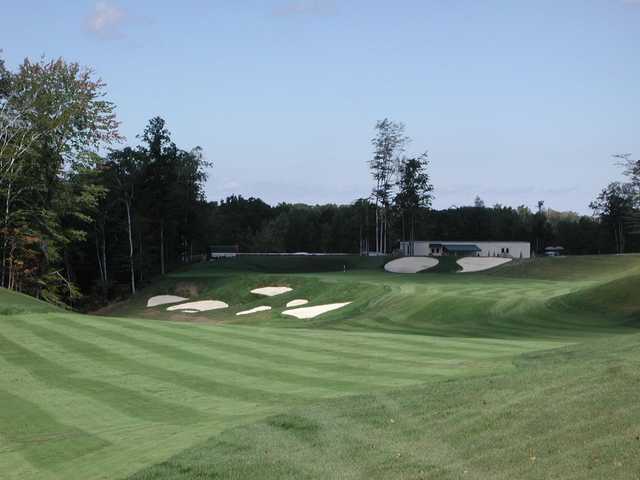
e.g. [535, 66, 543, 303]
[209, 252, 238, 259]
[401, 241, 531, 259]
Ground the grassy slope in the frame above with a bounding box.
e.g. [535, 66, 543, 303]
[130, 333, 640, 480]
[1, 255, 639, 479]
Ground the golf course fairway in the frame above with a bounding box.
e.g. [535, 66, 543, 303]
[1, 255, 639, 479]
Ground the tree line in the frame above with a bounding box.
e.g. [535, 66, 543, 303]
[205, 195, 637, 257]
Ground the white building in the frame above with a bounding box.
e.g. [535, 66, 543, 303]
[208, 245, 239, 259]
[400, 241, 531, 259]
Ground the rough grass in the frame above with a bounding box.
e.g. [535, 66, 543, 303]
[1, 254, 639, 479]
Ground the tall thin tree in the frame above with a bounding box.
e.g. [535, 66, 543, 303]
[369, 119, 408, 254]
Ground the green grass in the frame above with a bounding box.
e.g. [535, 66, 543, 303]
[188, 254, 389, 273]
[1, 254, 639, 479]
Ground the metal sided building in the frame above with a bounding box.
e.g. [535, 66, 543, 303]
[400, 241, 531, 259]
[208, 245, 239, 259]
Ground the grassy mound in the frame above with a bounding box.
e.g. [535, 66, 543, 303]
[489, 254, 640, 281]
[0, 288, 60, 316]
[555, 273, 640, 319]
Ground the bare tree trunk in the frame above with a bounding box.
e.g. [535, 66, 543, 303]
[95, 222, 108, 298]
[1, 180, 12, 288]
[382, 210, 387, 255]
[410, 212, 416, 257]
[95, 232, 104, 283]
[375, 207, 379, 254]
[102, 234, 107, 284]
[379, 211, 383, 255]
[138, 227, 144, 283]
[125, 201, 136, 294]
[401, 212, 405, 250]
[618, 222, 625, 254]
[160, 219, 165, 275]
[7, 241, 16, 290]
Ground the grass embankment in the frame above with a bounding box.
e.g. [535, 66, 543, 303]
[0, 254, 639, 479]
[130, 332, 640, 480]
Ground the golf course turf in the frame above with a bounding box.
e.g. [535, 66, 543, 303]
[1, 255, 639, 479]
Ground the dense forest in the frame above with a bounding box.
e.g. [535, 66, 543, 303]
[1, 55, 639, 310]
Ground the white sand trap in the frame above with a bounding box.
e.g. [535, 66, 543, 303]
[282, 302, 352, 319]
[251, 286, 293, 297]
[457, 257, 512, 273]
[147, 295, 189, 307]
[166, 300, 229, 312]
[236, 306, 272, 316]
[286, 299, 309, 308]
[384, 257, 439, 273]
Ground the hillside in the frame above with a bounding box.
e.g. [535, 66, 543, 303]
[1, 255, 639, 479]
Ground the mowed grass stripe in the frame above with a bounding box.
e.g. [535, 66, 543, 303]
[213, 320, 543, 356]
[305, 326, 567, 351]
[102, 314, 453, 364]
[49, 319, 427, 390]
[84, 316, 473, 378]
[14, 317, 390, 396]
[102, 313, 526, 366]
[0, 332, 206, 425]
[7, 320, 337, 404]
[54, 314, 457, 382]
[230, 324, 559, 356]
[0, 387, 111, 466]
[183, 324, 517, 363]
[4, 321, 317, 408]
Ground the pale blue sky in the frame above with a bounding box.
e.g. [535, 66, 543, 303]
[2, 0, 639, 212]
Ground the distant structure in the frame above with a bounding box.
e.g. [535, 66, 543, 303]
[544, 246, 564, 257]
[400, 241, 531, 259]
[208, 245, 239, 259]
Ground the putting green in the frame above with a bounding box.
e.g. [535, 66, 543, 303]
[1, 255, 639, 479]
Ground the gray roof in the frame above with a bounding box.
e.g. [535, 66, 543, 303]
[443, 244, 481, 252]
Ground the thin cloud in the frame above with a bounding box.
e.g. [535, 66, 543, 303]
[623, 0, 640, 5]
[86, 2, 126, 38]
[272, 0, 336, 17]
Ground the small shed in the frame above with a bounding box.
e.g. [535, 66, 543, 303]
[544, 246, 564, 257]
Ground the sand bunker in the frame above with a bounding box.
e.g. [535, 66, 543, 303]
[384, 257, 439, 273]
[166, 300, 229, 312]
[251, 286, 293, 296]
[236, 306, 272, 316]
[147, 295, 189, 307]
[286, 299, 309, 308]
[457, 257, 512, 273]
[282, 302, 352, 319]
